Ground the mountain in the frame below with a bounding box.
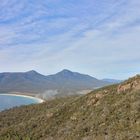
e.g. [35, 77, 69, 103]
[0, 70, 53, 93]
[0, 75, 140, 140]
[0, 69, 111, 95]
[46, 69, 110, 90]
[102, 78, 122, 83]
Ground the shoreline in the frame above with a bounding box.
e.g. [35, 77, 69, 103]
[0, 93, 44, 103]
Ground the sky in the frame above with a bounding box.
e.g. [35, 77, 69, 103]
[0, 0, 140, 79]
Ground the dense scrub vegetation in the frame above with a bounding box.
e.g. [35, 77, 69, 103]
[0, 76, 140, 140]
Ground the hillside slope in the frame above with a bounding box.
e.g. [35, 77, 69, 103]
[0, 75, 140, 140]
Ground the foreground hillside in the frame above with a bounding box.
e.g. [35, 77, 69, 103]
[0, 75, 140, 140]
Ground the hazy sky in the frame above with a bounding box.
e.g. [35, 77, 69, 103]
[0, 0, 140, 79]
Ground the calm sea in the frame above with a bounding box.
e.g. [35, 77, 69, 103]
[0, 94, 41, 111]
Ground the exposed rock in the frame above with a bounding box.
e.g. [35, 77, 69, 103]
[117, 75, 140, 93]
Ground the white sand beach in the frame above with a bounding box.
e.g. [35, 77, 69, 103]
[0, 93, 44, 103]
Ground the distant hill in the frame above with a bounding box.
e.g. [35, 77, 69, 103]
[0, 70, 52, 93]
[0, 75, 140, 140]
[102, 78, 122, 83]
[0, 69, 111, 95]
[46, 69, 110, 90]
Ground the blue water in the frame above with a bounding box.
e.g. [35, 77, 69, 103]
[0, 94, 41, 111]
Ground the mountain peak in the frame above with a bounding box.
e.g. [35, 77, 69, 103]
[55, 69, 74, 77]
[60, 69, 73, 73]
[26, 70, 39, 74]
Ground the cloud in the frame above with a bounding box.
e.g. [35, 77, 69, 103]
[0, 0, 140, 79]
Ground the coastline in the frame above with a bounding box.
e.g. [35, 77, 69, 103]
[0, 93, 44, 103]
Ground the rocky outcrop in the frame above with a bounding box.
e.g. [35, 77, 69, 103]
[117, 75, 140, 93]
